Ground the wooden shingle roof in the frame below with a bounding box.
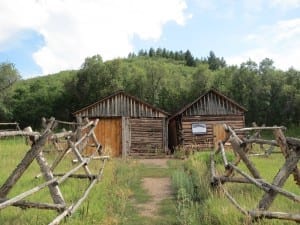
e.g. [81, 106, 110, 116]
[73, 90, 170, 118]
[170, 89, 247, 119]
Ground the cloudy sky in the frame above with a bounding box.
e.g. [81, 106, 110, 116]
[0, 0, 300, 78]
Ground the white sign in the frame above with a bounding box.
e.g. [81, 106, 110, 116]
[192, 123, 207, 134]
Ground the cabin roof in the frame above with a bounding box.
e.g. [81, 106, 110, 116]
[170, 89, 247, 120]
[73, 90, 170, 118]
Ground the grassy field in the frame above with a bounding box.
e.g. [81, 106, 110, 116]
[172, 150, 300, 225]
[0, 137, 300, 225]
[0, 138, 181, 225]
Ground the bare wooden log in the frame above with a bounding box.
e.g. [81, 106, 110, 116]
[79, 120, 94, 131]
[286, 137, 300, 148]
[54, 120, 81, 126]
[274, 128, 289, 156]
[90, 156, 110, 160]
[249, 211, 300, 222]
[258, 148, 300, 210]
[217, 176, 255, 184]
[274, 129, 300, 186]
[36, 152, 65, 205]
[228, 128, 261, 179]
[53, 174, 97, 179]
[0, 122, 19, 125]
[0, 198, 65, 210]
[243, 139, 279, 146]
[50, 131, 73, 140]
[68, 140, 91, 176]
[234, 126, 286, 132]
[228, 163, 270, 192]
[261, 181, 300, 203]
[0, 130, 40, 138]
[0, 118, 55, 198]
[219, 141, 229, 168]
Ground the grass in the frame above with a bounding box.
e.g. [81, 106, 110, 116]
[0, 137, 114, 225]
[1, 134, 300, 225]
[0, 138, 181, 225]
[171, 150, 300, 225]
[109, 159, 180, 225]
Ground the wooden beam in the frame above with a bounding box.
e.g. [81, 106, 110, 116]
[0, 198, 65, 211]
[235, 126, 286, 132]
[249, 211, 300, 222]
[0, 131, 40, 137]
[35, 152, 65, 205]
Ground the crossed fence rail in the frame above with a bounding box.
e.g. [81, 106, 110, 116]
[0, 117, 109, 225]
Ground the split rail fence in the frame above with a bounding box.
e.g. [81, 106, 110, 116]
[211, 124, 300, 223]
[0, 117, 109, 225]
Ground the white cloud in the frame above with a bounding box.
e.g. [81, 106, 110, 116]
[271, 0, 300, 9]
[227, 18, 300, 70]
[0, 0, 190, 74]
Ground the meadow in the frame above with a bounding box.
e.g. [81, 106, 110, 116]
[0, 137, 299, 225]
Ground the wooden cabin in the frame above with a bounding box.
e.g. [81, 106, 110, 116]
[168, 89, 247, 150]
[73, 91, 169, 157]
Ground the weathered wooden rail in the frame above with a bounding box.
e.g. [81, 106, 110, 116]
[211, 124, 300, 223]
[0, 118, 109, 225]
[0, 122, 21, 132]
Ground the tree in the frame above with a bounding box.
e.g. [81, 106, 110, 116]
[207, 51, 226, 70]
[0, 62, 20, 92]
[259, 58, 275, 75]
[74, 55, 122, 107]
[185, 50, 196, 67]
[0, 62, 21, 120]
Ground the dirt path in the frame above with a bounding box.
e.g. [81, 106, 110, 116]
[136, 159, 173, 217]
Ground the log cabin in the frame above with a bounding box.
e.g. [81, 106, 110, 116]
[73, 91, 169, 157]
[168, 89, 247, 151]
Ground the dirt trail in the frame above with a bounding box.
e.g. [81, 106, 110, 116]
[136, 159, 173, 217]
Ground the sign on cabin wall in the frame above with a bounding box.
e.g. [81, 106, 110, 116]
[192, 123, 207, 134]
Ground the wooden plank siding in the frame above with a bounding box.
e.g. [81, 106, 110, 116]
[94, 117, 122, 157]
[129, 118, 166, 156]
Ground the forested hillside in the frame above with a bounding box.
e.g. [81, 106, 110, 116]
[0, 49, 299, 129]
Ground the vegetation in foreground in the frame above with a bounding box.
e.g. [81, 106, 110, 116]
[1, 138, 300, 225]
[171, 151, 300, 225]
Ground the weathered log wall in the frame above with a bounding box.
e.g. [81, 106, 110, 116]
[181, 115, 244, 149]
[129, 118, 166, 156]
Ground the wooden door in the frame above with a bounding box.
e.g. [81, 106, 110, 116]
[213, 124, 227, 149]
[94, 117, 122, 157]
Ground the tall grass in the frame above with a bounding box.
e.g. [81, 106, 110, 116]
[0, 137, 117, 225]
[171, 151, 300, 225]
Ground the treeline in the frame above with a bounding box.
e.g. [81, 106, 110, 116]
[0, 49, 299, 129]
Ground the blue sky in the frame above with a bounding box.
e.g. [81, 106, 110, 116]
[0, 0, 300, 79]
